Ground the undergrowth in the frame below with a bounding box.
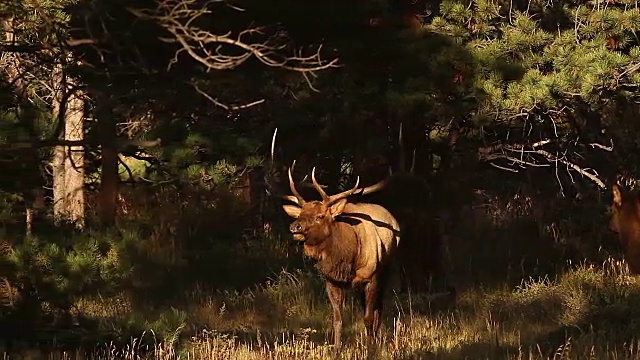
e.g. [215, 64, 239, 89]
[4, 257, 640, 359]
[0, 174, 629, 359]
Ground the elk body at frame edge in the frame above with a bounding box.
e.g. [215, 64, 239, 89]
[281, 166, 400, 348]
[609, 181, 640, 274]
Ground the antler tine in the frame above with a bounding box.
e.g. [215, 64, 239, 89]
[270, 128, 278, 163]
[312, 167, 329, 201]
[327, 175, 360, 204]
[355, 179, 388, 196]
[288, 164, 306, 205]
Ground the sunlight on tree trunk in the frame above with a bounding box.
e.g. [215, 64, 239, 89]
[25, 208, 32, 236]
[52, 62, 85, 228]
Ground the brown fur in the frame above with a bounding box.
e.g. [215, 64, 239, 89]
[283, 196, 400, 348]
[609, 183, 640, 274]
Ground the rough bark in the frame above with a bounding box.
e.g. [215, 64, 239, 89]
[51, 62, 85, 228]
[98, 107, 118, 227]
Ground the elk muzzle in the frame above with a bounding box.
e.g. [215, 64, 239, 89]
[289, 221, 306, 241]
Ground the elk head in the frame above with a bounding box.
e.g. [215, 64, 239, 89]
[282, 167, 361, 244]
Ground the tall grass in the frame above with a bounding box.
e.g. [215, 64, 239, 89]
[6, 258, 640, 359]
[0, 174, 630, 359]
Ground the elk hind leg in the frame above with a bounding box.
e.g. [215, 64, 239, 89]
[363, 273, 387, 344]
[326, 281, 345, 348]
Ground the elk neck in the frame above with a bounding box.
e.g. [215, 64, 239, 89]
[304, 221, 360, 284]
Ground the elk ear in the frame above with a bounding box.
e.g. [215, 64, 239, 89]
[282, 205, 301, 219]
[612, 184, 623, 207]
[284, 195, 300, 204]
[329, 198, 348, 218]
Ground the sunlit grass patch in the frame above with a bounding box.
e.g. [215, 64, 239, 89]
[177, 257, 640, 359]
[6, 256, 640, 359]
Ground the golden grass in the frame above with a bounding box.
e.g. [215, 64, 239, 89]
[5, 256, 640, 360]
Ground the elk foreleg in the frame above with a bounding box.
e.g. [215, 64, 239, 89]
[326, 281, 345, 348]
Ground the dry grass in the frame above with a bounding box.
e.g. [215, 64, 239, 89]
[6, 256, 640, 360]
[0, 183, 625, 359]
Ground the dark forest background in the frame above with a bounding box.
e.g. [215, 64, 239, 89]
[2, 0, 640, 358]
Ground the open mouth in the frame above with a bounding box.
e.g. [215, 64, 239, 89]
[291, 233, 306, 242]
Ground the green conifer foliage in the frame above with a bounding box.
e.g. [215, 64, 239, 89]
[428, 0, 640, 122]
[401, 0, 640, 183]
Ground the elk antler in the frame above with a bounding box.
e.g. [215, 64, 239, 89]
[270, 127, 278, 163]
[288, 162, 306, 205]
[354, 179, 388, 195]
[312, 167, 329, 201]
[311, 167, 388, 204]
[327, 176, 360, 204]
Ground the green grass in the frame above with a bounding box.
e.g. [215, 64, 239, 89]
[6, 257, 640, 360]
[0, 180, 625, 359]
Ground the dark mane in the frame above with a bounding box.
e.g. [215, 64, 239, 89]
[313, 223, 359, 284]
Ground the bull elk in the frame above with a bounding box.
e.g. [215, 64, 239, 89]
[281, 167, 400, 348]
[609, 183, 640, 274]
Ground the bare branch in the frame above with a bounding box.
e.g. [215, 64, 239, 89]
[489, 162, 520, 173]
[479, 140, 610, 189]
[589, 140, 614, 151]
[618, 62, 640, 79]
[483, 151, 551, 168]
[531, 139, 552, 148]
[192, 82, 265, 111]
[128, 0, 339, 80]
[528, 147, 606, 189]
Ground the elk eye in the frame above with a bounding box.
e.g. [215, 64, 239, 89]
[315, 214, 325, 221]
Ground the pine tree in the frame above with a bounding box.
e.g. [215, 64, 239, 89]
[418, 0, 640, 183]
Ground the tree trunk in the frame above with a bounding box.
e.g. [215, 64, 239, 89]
[51, 62, 85, 228]
[98, 104, 118, 227]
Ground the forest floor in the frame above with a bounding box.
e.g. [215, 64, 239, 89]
[7, 255, 640, 360]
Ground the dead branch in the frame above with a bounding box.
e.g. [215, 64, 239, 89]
[589, 140, 614, 151]
[128, 0, 339, 75]
[525, 147, 606, 189]
[192, 82, 265, 111]
[479, 140, 611, 189]
[489, 162, 519, 172]
[482, 152, 551, 168]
